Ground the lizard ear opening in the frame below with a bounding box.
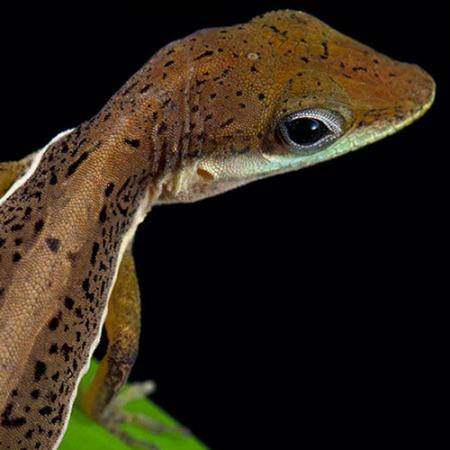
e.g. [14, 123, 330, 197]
[277, 108, 345, 155]
[197, 167, 215, 181]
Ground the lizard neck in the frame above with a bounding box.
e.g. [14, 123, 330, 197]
[0, 108, 163, 436]
[0, 115, 158, 402]
[0, 112, 160, 319]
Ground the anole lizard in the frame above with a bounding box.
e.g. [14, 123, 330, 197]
[0, 10, 435, 450]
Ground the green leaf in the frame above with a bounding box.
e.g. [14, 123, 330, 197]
[59, 360, 209, 450]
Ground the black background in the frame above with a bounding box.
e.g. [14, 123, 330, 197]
[1, 1, 446, 449]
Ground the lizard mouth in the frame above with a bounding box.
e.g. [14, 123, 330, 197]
[337, 63, 436, 154]
[286, 63, 435, 170]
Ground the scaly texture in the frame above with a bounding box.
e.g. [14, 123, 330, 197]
[0, 10, 434, 450]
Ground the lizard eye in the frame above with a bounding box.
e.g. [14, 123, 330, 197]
[277, 108, 345, 154]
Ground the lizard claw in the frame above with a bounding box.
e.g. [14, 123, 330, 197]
[97, 380, 190, 449]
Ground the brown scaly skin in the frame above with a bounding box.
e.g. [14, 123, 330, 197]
[0, 10, 434, 449]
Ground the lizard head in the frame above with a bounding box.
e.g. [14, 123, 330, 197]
[148, 10, 435, 203]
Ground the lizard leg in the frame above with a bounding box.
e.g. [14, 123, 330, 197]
[0, 153, 36, 197]
[80, 246, 186, 449]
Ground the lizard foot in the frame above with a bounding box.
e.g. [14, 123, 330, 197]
[97, 380, 190, 450]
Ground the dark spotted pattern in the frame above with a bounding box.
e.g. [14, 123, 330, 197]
[45, 238, 60, 253]
[0, 118, 151, 448]
[0, 9, 435, 449]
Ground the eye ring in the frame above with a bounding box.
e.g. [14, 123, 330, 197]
[277, 108, 345, 154]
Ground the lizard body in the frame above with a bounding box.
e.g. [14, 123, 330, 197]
[0, 10, 434, 449]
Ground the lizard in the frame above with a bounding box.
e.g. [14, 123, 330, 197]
[0, 9, 435, 450]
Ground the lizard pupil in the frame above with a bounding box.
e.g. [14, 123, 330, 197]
[285, 117, 329, 145]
